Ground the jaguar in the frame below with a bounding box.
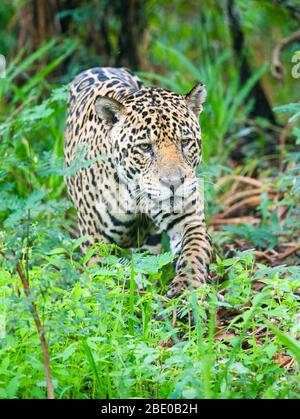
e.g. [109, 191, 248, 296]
[64, 67, 213, 297]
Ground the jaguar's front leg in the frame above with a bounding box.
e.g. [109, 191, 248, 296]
[167, 216, 213, 298]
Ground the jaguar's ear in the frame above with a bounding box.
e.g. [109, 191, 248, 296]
[185, 83, 207, 117]
[95, 96, 125, 126]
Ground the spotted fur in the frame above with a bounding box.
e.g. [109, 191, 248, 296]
[65, 67, 213, 297]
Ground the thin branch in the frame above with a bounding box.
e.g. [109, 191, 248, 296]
[15, 260, 55, 399]
[271, 29, 300, 81]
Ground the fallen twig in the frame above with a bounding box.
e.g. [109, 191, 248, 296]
[221, 188, 265, 206]
[215, 196, 261, 219]
[211, 216, 260, 226]
[277, 244, 300, 260]
[254, 250, 275, 263]
[215, 175, 263, 190]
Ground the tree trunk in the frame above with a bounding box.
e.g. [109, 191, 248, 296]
[114, 0, 147, 70]
[227, 0, 277, 124]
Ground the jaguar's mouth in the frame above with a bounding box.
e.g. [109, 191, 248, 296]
[141, 180, 198, 202]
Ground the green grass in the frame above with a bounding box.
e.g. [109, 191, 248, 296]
[0, 244, 299, 399]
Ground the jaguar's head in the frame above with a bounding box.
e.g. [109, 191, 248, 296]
[95, 84, 206, 204]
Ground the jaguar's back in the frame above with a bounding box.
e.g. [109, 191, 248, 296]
[65, 67, 143, 164]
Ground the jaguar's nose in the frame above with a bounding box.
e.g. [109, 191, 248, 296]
[159, 175, 183, 191]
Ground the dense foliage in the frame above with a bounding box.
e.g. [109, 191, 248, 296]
[0, 0, 299, 399]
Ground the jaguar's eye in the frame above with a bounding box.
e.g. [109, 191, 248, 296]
[139, 143, 152, 152]
[181, 138, 191, 147]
